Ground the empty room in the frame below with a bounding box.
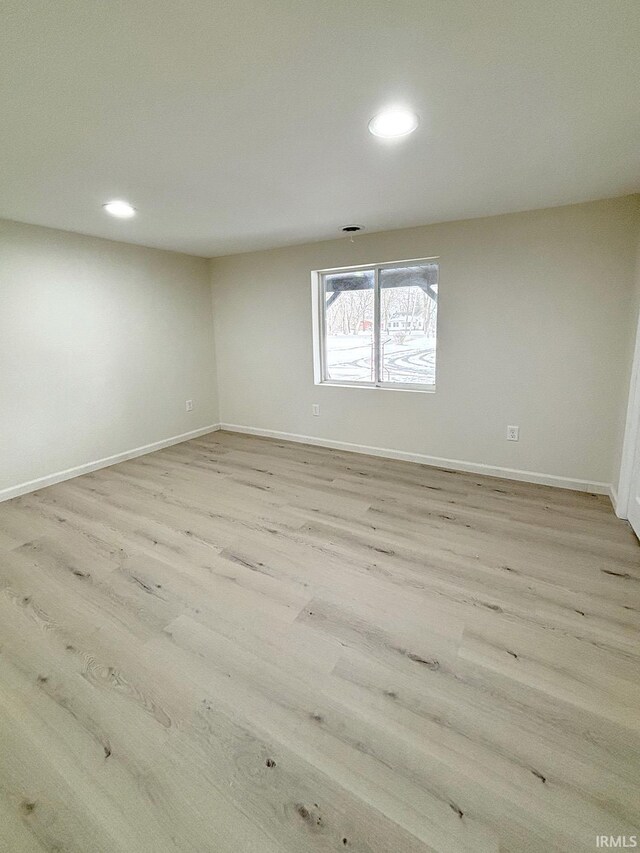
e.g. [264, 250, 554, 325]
[1, 2, 640, 851]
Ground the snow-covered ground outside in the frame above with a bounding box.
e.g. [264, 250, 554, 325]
[326, 332, 436, 385]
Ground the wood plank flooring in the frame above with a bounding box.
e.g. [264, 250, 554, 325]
[0, 430, 639, 852]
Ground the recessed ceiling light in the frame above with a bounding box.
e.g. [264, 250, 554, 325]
[368, 108, 419, 139]
[103, 199, 136, 218]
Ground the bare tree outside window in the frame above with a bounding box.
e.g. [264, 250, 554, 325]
[380, 265, 437, 385]
[324, 270, 375, 382]
[318, 260, 438, 388]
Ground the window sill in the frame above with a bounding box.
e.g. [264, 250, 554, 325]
[316, 381, 436, 394]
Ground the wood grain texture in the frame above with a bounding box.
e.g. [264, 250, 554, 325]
[0, 430, 638, 852]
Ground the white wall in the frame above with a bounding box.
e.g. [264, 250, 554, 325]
[211, 196, 640, 490]
[0, 219, 218, 497]
[613, 227, 640, 513]
[3, 198, 637, 500]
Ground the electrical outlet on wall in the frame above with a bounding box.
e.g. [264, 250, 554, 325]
[507, 425, 519, 441]
[312, 403, 320, 416]
[186, 400, 193, 412]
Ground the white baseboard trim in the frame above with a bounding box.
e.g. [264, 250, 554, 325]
[0, 424, 221, 504]
[609, 484, 621, 516]
[2, 421, 612, 504]
[220, 423, 611, 495]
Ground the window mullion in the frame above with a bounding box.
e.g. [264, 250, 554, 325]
[373, 266, 381, 384]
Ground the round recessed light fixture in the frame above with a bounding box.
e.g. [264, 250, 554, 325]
[368, 107, 419, 139]
[103, 199, 136, 218]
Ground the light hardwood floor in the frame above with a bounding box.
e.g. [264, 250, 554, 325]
[0, 430, 639, 852]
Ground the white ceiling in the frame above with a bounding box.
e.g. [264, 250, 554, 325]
[1, 0, 639, 257]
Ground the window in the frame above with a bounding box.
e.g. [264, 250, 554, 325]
[312, 258, 438, 390]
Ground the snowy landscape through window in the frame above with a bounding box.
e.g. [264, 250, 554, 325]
[317, 259, 438, 389]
